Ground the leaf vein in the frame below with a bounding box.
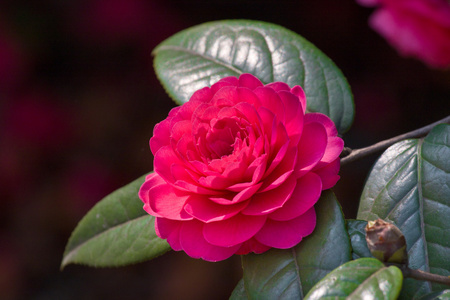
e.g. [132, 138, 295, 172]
[418, 139, 432, 292]
[291, 248, 304, 298]
[421, 155, 450, 174]
[370, 153, 417, 217]
[156, 45, 244, 76]
[62, 215, 151, 266]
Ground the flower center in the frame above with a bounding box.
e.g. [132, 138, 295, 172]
[206, 117, 248, 159]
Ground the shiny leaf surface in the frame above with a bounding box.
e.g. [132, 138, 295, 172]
[229, 279, 248, 300]
[237, 191, 351, 299]
[358, 124, 450, 299]
[153, 20, 354, 133]
[418, 290, 450, 300]
[61, 174, 170, 268]
[304, 258, 403, 300]
[347, 219, 372, 260]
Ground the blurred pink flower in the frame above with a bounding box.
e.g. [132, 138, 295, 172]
[0, 28, 26, 92]
[139, 74, 343, 261]
[3, 92, 73, 151]
[358, 0, 450, 68]
[0, 92, 74, 198]
[70, 0, 184, 45]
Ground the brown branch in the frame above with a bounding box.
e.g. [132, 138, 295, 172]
[384, 263, 450, 286]
[402, 266, 450, 286]
[341, 115, 450, 166]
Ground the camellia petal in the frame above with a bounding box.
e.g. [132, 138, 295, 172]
[153, 146, 183, 183]
[179, 220, 240, 261]
[241, 176, 297, 216]
[268, 172, 322, 221]
[313, 158, 341, 190]
[278, 90, 303, 145]
[254, 87, 285, 123]
[259, 146, 297, 192]
[235, 237, 271, 255]
[155, 218, 182, 251]
[203, 213, 267, 247]
[233, 101, 262, 130]
[212, 75, 239, 91]
[184, 194, 249, 223]
[265, 123, 290, 175]
[210, 86, 240, 106]
[290, 85, 307, 114]
[255, 207, 316, 248]
[209, 182, 262, 205]
[138, 173, 165, 201]
[139, 73, 342, 261]
[304, 112, 338, 137]
[305, 113, 343, 168]
[189, 86, 213, 103]
[316, 136, 344, 168]
[295, 122, 328, 176]
[238, 73, 264, 90]
[173, 179, 225, 196]
[148, 183, 192, 220]
[140, 173, 166, 217]
[358, 0, 450, 68]
[265, 81, 290, 92]
[150, 119, 172, 155]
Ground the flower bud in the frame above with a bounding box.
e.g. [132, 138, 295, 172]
[365, 219, 408, 264]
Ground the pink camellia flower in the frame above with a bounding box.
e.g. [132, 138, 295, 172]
[358, 0, 450, 68]
[139, 74, 343, 261]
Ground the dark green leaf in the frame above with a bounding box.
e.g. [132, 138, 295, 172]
[153, 20, 354, 134]
[304, 258, 403, 300]
[357, 124, 450, 299]
[229, 279, 248, 300]
[347, 219, 373, 260]
[61, 174, 170, 268]
[418, 290, 450, 300]
[239, 191, 351, 299]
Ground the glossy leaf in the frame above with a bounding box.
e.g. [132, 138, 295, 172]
[357, 124, 450, 299]
[153, 20, 354, 134]
[230, 279, 248, 300]
[347, 219, 373, 260]
[237, 191, 351, 299]
[61, 174, 170, 268]
[418, 290, 450, 300]
[304, 258, 403, 299]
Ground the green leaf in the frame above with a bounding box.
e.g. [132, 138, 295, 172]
[230, 279, 248, 300]
[153, 20, 354, 134]
[61, 174, 170, 268]
[347, 219, 373, 260]
[357, 124, 450, 299]
[418, 290, 450, 300]
[304, 258, 403, 300]
[238, 191, 351, 299]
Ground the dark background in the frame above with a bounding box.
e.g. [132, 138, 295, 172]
[0, 0, 448, 299]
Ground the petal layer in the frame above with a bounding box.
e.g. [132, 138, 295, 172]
[255, 208, 316, 249]
[179, 220, 240, 262]
[203, 214, 267, 247]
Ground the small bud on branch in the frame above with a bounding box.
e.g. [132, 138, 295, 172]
[365, 219, 408, 264]
[365, 218, 450, 286]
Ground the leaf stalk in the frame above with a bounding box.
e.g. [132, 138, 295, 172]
[386, 264, 450, 286]
[341, 115, 450, 166]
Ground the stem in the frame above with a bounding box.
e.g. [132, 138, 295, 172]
[401, 266, 450, 286]
[341, 115, 450, 166]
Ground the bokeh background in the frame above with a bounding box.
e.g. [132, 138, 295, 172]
[0, 0, 448, 299]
